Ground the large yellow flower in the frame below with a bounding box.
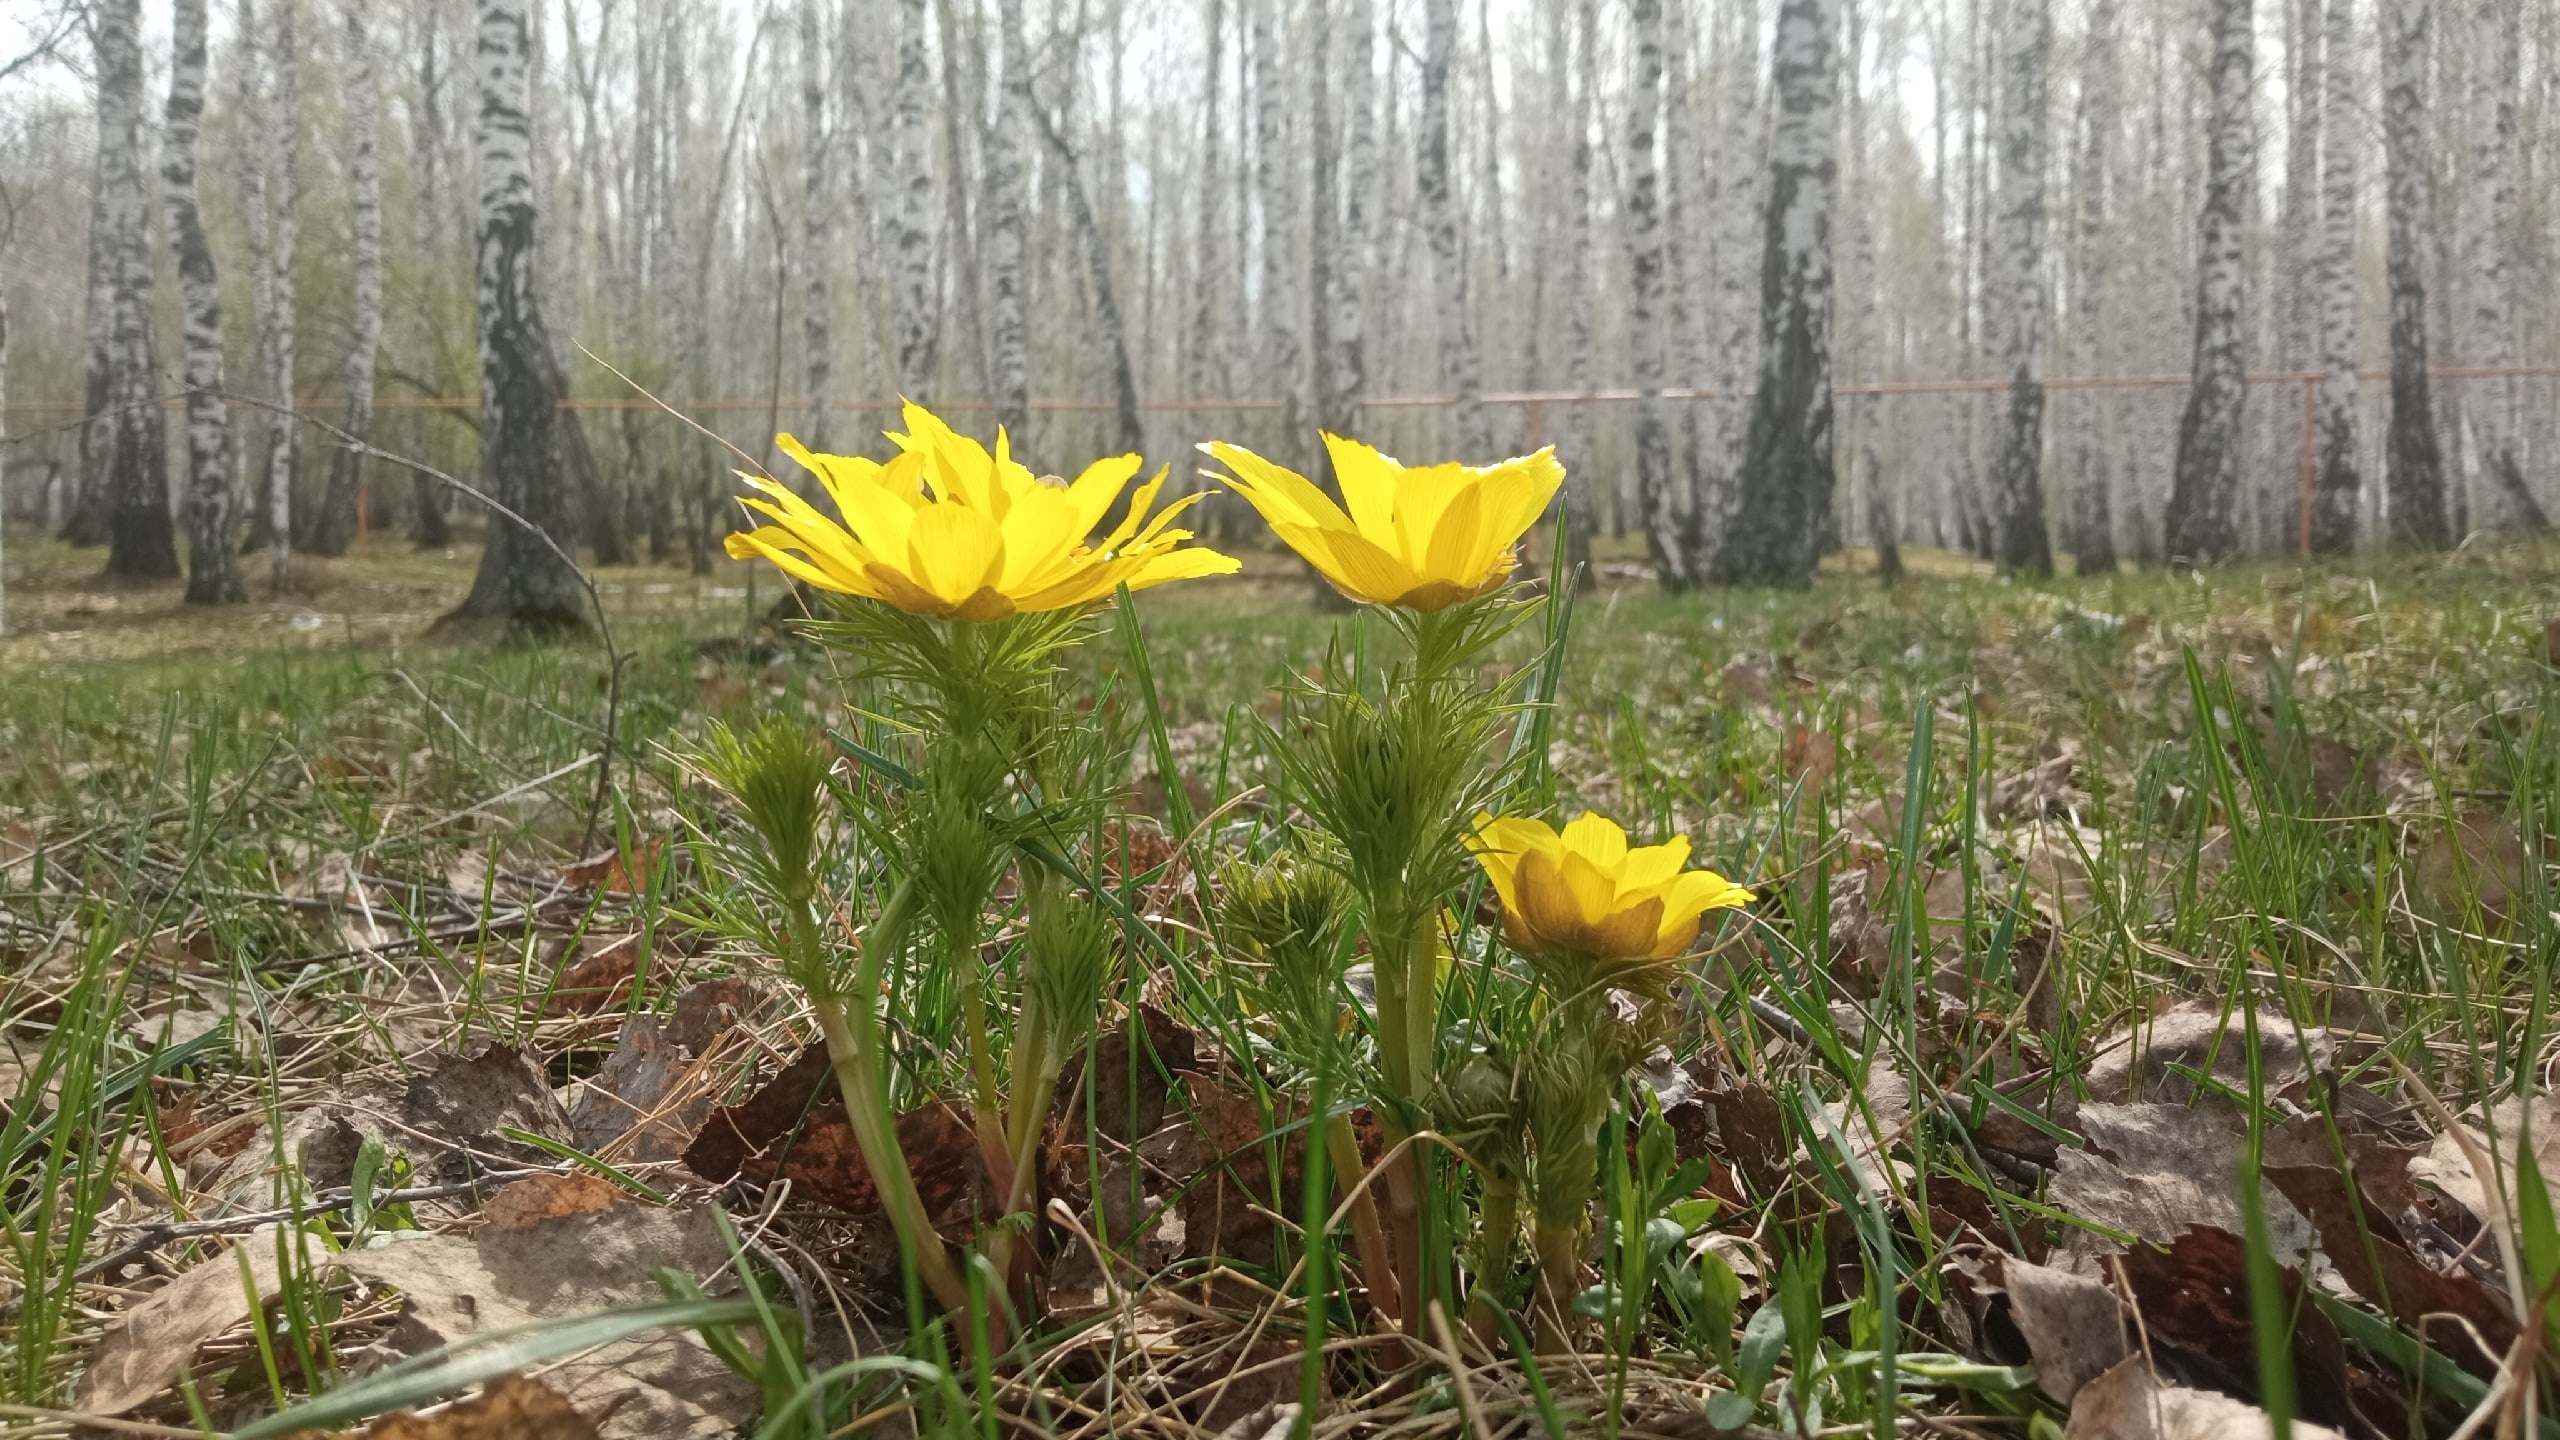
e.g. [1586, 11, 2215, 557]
[725, 403, 1240, 622]
[1200, 435, 1564, 611]
[1466, 813, 1754, 966]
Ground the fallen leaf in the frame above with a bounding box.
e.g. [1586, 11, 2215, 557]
[326, 1373, 601, 1439]
[2407, 1094, 2560, 1239]
[2410, 808, 2529, 924]
[543, 932, 645, 1018]
[79, 1227, 297, 1415]
[1, 823, 40, 889]
[2083, 1000, 2331, 1107]
[1054, 1004, 1201, 1142]
[2544, 617, 2560, 670]
[2049, 1104, 2312, 1264]
[739, 1094, 993, 1234]
[1781, 725, 1838, 790]
[683, 1042, 834, 1186]
[1987, 753, 2084, 825]
[1718, 659, 1772, 705]
[2066, 1357, 2345, 1440]
[401, 1046, 576, 1183]
[667, 977, 769, 1055]
[2262, 1157, 2515, 1374]
[556, 839, 664, 895]
[568, 1015, 704, 1161]
[1951, 1251, 2130, 1405]
[336, 1201, 756, 1439]
[482, 1172, 627, 1229]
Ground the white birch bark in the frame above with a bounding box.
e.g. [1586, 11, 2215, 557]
[2380, 0, 2448, 545]
[1418, 0, 1490, 455]
[312, 0, 383, 560]
[987, 0, 1032, 440]
[165, 0, 240, 601]
[65, 105, 115, 546]
[448, 0, 584, 629]
[2164, 0, 2254, 565]
[263, 0, 302, 591]
[2067, 0, 2120, 572]
[1987, 0, 2052, 575]
[1626, 0, 1686, 586]
[2281, 0, 2324, 376]
[1699, 0, 1765, 546]
[1320, 0, 1375, 450]
[98, 0, 177, 578]
[892, 0, 937, 397]
[1712, 0, 1840, 587]
[2308, 0, 2361, 552]
[1188, 0, 1228, 404]
[1549, 0, 1599, 572]
[2458, 0, 2545, 531]
[1251, 0, 1304, 454]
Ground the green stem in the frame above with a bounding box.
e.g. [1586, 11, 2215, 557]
[1466, 1174, 1521, 1343]
[1326, 1109, 1401, 1326]
[1532, 1216, 1585, 1355]
[803, 880, 971, 1317]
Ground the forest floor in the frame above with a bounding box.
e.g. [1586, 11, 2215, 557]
[1, 532, 2556, 1439]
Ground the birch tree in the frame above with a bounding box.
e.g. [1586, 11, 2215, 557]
[1986, 0, 2052, 576]
[98, 0, 177, 579]
[259, 0, 302, 590]
[445, 0, 585, 631]
[1626, 0, 1686, 586]
[165, 0, 240, 601]
[1418, 0, 1490, 455]
[1712, 0, 1841, 588]
[2308, 0, 2360, 553]
[2163, 0, 2253, 566]
[1319, 0, 1376, 452]
[1550, 0, 1599, 575]
[1187, 0, 1229, 404]
[2066, 0, 2119, 572]
[62, 113, 114, 547]
[311, 2, 385, 560]
[987, 0, 1032, 439]
[2458, 0, 2545, 532]
[800, 0, 835, 447]
[2380, 0, 2448, 547]
[1251, 0, 1303, 452]
[893, 0, 937, 397]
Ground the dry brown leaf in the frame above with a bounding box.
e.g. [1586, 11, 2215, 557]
[2048, 1104, 2312, 1264]
[335, 1201, 756, 1439]
[2066, 1359, 2344, 1440]
[1781, 725, 1839, 790]
[666, 977, 769, 1055]
[1, 822, 40, 889]
[567, 1015, 705, 1161]
[482, 1172, 627, 1229]
[543, 932, 645, 1017]
[557, 839, 664, 895]
[2083, 1000, 2330, 1107]
[325, 1373, 602, 1439]
[1987, 753, 2084, 825]
[400, 1045, 575, 1181]
[2407, 1093, 2560, 1238]
[1996, 1254, 2132, 1404]
[2410, 808, 2529, 923]
[78, 1227, 296, 1415]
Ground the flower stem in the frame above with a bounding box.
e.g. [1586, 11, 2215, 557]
[1324, 1109, 1400, 1327]
[1532, 1216, 1585, 1355]
[1465, 1174, 1520, 1345]
[804, 878, 971, 1317]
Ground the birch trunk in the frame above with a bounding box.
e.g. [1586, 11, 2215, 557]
[2164, 0, 2254, 566]
[2458, 0, 2545, 532]
[1251, 0, 1303, 455]
[893, 0, 937, 397]
[1320, 0, 1375, 451]
[411, 0, 453, 548]
[2309, 0, 2360, 552]
[165, 0, 240, 601]
[64, 117, 114, 546]
[2281, 0, 2323, 377]
[2380, 0, 2448, 546]
[262, 0, 302, 591]
[445, 0, 586, 631]
[987, 0, 1032, 440]
[1626, 0, 1686, 587]
[1029, 105, 1146, 456]
[1711, 0, 1840, 588]
[1696, 0, 1765, 551]
[99, 0, 178, 579]
[2067, 0, 2119, 573]
[1552, 0, 1597, 575]
[1987, 0, 2051, 576]
[801, 0, 835, 446]
[1418, 0, 1490, 455]
[311, 2, 384, 560]
[1188, 0, 1228, 403]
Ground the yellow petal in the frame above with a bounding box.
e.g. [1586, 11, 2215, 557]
[1421, 478, 1492, 587]
[1512, 850, 1585, 952]
[725, 527, 873, 596]
[1558, 813, 1631, 871]
[1320, 433, 1404, 550]
[904, 504, 1009, 606]
[1556, 851, 1620, 929]
[1585, 896, 1666, 961]
[1063, 453, 1146, 537]
[1613, 835, 1693, 898]
[1286, 523, 1428, 608]
[1202, 442, 1356, 531]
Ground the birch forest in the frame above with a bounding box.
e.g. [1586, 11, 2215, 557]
[4, 0, 2559, 606]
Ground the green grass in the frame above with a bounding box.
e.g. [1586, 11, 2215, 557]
[2, 536, 2555, 1435]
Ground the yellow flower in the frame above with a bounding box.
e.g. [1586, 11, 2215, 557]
[1466, 813, 1754, 965]
[1200, 434, 1564, 611]
[725, 402, 1240, 622]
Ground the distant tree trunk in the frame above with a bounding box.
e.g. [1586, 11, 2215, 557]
[2164, 0, 2254, 566]
[1987, 0, 2052, 576]
[987, 0, 1032, 440]
[444, 0, 585, 632]
[1696, 0, 1763, 556]
[1251, 0, 1303, 456]
[411, 0, 453, 550]
[1319, 0, 1375, 453]
[2067, 0, 2119, 573]
[893, 0, 937, 398]
[1418, 0, 1490, 455]
[1712, 0, 1840, 589]
[2458, 0, 2545, 533]
[260, 0, 302, 591]
[63, 111, 114, 546]
[1841, 0, 1895, 582]
[2282, 0, 2323, 385]
[97, 0, 178, 580]
[800, 0, 834, 447]
[2308, 0, 2360, 552]
[310, 4, 383, 560]
[2379, 0, 2448, 547]
[1551, 0, 1598, 577]
[165, 0, 240, 602]
[1626, 0, 1686, 588]
[1188, 0, 1229, 406]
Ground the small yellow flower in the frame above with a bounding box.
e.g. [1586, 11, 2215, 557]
[726, 402, 1240, 622]
[1200, 434, 1564, 611]
[1466, 813, 1754, 964]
